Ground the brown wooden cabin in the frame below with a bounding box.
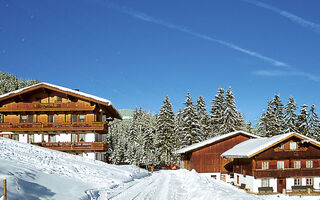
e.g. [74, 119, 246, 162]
[176, 130, 259, 180]
[222, 132, 320, 194]
[0, 82, 121, 161]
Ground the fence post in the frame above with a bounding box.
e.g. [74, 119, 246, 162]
[3, 178, 6, 200]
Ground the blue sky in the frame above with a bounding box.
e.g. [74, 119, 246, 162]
[1, 0, 320, 123]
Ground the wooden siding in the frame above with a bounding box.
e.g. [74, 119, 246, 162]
[232, 136, 320, 178]
[183, 134, 252, 173]
[0, 122, 108, 133]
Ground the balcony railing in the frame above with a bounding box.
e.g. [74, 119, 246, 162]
[35, 142, 108, 151]
[254, 168, 320, 178]
[0, 122, 108, 132]
[0, 102, 94, 112]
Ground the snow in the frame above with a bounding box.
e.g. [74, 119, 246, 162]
[0, 137, 148, 199]
[222, 132, 320, 158]
[176, 130, 260, 154]
[0, 82, 112, 105]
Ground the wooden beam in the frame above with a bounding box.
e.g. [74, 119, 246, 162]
[3, 179, 6, 200]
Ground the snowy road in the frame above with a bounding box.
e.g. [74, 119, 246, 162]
[100, 170, 320, 200]
[99, 170, 262, 200]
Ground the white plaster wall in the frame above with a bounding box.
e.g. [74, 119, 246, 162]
[19, 134, 28, 143]
[82, 152, 96, 160]
[252, 178, 261, 193]
[286, 177, 294, 190]
[34, 134, 43, 143]
[56, 133, 71, 142]
[314, 177, 320, 189]
[270, 178, 277, 192]
[85, 133, 95, 142]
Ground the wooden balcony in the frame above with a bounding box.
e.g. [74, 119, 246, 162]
[35, 142, 108, 151]
[254, 168, 320, 178]
[0, 102, 94, 112]
[0, 122, 108, 133]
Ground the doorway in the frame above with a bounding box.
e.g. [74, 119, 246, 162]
[277, 178, 286, 193]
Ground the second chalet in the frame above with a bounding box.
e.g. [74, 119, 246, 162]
[222, 132, 320, 194]
[0, 82, 121, 161]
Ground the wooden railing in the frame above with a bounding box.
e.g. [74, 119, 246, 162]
[36, 142, 108, 151]
[254, 168, 320, 178]
[0, 122, 108, 132]
[0, 102, 94, 112]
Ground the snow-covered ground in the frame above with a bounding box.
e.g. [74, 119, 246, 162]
[0, 137, 148, 200]
[1, 137, 320, 200]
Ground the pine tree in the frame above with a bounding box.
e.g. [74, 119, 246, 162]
[210, 88, 225, 136]
[284, 96, 298, 133]
[223, 87, 244, 132]
[308, 105, 319, 139]
[0, 72, 39, 94]
[157, 96, 175, 164]
[296, 104, 309, 136]
[181, 91, 201, 146]
[195, 95, 210, 140]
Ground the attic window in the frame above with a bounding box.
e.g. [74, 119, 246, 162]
[57, 96, 62, 102]
[290, 142, 297, 150]
[279, 143, 284, 149]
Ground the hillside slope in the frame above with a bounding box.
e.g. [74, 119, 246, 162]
[0, 137, 148, 200]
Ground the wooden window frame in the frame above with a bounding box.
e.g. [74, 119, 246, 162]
[20, 115, 27, 123]
[306, 160, 313, 168]
[290, 142, 297, 150]
[277, 161, 285, 169]
[294, 160, 301, 169]
[261, 178, 269, 187]
[262, 161, 269, 170]
[306, 177, 313, 186]
[294, 178, 302, 186]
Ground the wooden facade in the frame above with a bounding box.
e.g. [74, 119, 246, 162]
[178, 131, 258, 174]
[0, 83, 121, 161]
[223, 133, 320, 193]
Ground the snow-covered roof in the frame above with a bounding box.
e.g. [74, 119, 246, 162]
[0, 82, 122, 119]
[221, 132, 320, 158]
[176, 130, 260, 154]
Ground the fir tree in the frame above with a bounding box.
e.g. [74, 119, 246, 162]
[308, 104, 319, 138]
[181, 91, 201, 146]
[210, 88, 225, 136]
[157, 96, 175, 164]
[284, 96, 298, 133]
[195, 95, 210, 140]
[296, 104, 309, 136]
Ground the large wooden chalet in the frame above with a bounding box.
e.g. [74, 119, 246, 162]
[222, 132, 320, 194]
[0, 82, 121, 161]
[176, 130, 259, 181]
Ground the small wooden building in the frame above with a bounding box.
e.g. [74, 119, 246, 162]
[222, 132, 320, 193]
[0, 82, 121, 161]
[176, 130, 259, 181]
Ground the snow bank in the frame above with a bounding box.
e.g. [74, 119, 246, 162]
[175, 170, 263, 200]
[0, 137, 148, 199]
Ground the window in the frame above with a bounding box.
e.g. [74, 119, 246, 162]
[71, 134, 77, 142]
[0, 113, 2, 123]
[11, 134, 18, 141]
[279, 143, 285, 149]
[79, 134, 85, 142]
[306, 160, 313, 168]
[294, 161, 301, 169]
[57, 96, 62, 102]
[277, 161, 285, 169]
[28, 134, 34, 144]
[294, 178, 302, 186]
[261, 179, 269, 187]
[48, 114, 54, 123]
[71, 114, 77, 122]
[28, 115, 34, 123]
[306, 178, 313, 186]
[79, 114, 85, 122]
[20, 115, 27, 123]
[290, 142, 297, 150]
[262, 161, 269, 170]
[49, 135, 56, 142]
